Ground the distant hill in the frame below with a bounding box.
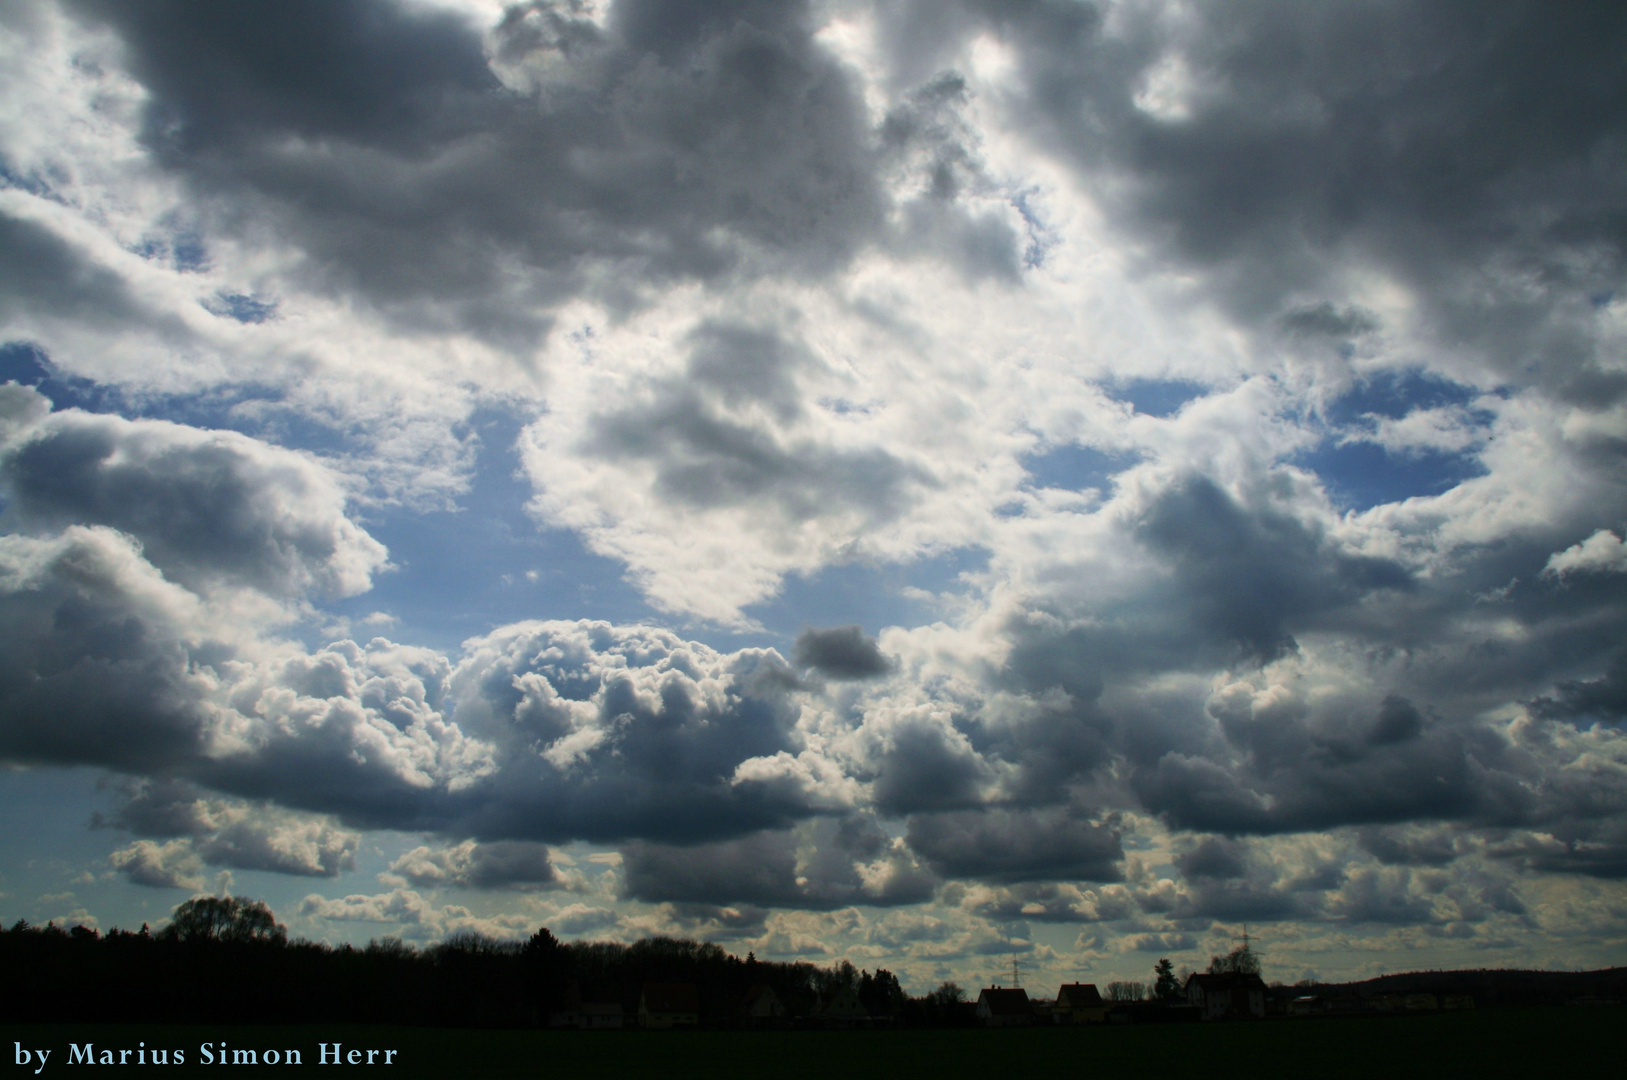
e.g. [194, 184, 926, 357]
[1305, 967, 1627, 1007]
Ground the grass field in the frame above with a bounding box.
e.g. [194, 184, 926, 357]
[4, 1008, 1614, 1079]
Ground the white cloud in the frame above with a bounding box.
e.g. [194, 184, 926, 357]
[1544, 530, 1627, 578]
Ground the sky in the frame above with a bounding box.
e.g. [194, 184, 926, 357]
[1, 0, 1625, 995]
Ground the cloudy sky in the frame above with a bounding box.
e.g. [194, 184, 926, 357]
[2, 0, 1625, 992]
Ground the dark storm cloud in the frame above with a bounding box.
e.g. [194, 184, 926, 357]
[1134, 475, 1412, 661]
[1534, 650, 1627, 724]
[94, 778, 218, 838]
[979, 488, 1626, 852]
[958, 880, 1131, 923]
[0, 449, 837, 849]
[868, 715, 993, 815]
[0, 524, 483, 824]
[905, 808, 1122, 884]
[1174, 835, 1247, 880]
[893, 0, 1627, 403]
[67, 0, 496, 155]
[195, 818, 357, 878]
[0, 389, 388, 598]
[584, 321, 934, 524]
[1357, 825, 1464, 868]
[1279, 302, 1381, 342]
[1135, 694, 1516, 836]
[446, 622, 824, 843]
[622, 817, 936, 909]
[793, 625, 891, 680]
[879, 71, 1027, 281]
[1487, 822, 1627, 881]
[0, 213, 167, 330]
[63, 0, 891, 339]
[1323, 867, 1437, 926]
[389, 840, 562, 890]
[623, 831, 805, 906]
[0, 528, 216, 771]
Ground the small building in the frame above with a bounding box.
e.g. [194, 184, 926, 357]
[1403, 993, 1439, 1012]
[550, 979, 624, 1029]
[737, 984, 787, 1024]
[1185, 972, 1267, 1020]
[1442, 994, 1475, 1010]
[639, 983, 700, 1029]
[813, 985, 868, 1026]
[1288, 994, 1325, 1017]
[976, 987, 1032, 1027]
[581, 1002, 623, 1029]
[1053, 983, 1108, 1025]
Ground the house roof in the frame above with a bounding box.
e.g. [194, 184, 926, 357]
[816, 985, 867, 1016]
[642, 983, 700, 1013]
[977, 987, 1032, 1015]
[738, 984, 785, 1016]
[1186, 972, 1268, 991]
[1056, 983, 1105, 1008]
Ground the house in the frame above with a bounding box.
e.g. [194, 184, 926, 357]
[812, 985, 867, 1026]
[975, 987, 1032, 1027]
[1442, 994, 1475, 1010]
[549, 999, 623, 1029]
[581, 1002, 623, 1029]
[549, 980, 624, 1029]
[737, 984, 787, 1025]
[1185, 972, 1267, 1020]
[639, 983, 700, 1029]
[1053, 983, 1108, 1025]
[1288, 994, 1325, 1017]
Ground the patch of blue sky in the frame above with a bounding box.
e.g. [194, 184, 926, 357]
[321, 408, 659, 654]
[0, 768, 142, 928]
[1103, 377, 1210, 418]
[1299, 440, 1487, 512]
[1020, 443, 1140, 495]
[1, 340, 124, 413]
[203, 291, 278, 324]
[1301, 369, 1495, 511]
[1321, 368, 1484, 426]
[0, 158, 57, 199]
[125, 227, 210, 272]
[1, 339, 355, 455]
[735, 546, 991, 650]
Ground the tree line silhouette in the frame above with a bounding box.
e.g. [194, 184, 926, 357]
[0, 898, 931, 1028]
[8, 898, 1614, 1027]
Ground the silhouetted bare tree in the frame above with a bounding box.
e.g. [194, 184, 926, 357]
[160, 896, 285, 945]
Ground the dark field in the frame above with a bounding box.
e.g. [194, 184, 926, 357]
[3, 1009, 1615, 1080]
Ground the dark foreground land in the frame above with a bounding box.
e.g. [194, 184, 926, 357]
[3, 1008, 1615, 1080]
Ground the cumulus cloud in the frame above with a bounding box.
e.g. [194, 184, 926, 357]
[2, 0, 1626, 981]
[793, 625, 893, 680]
[388, 839, 561, 891]
[299, 887, 535, 942]
[1544, 530, 1627, 578]
[54, 0, 888, 341]
[920, 0, 1627, 403]
[0, 386, 388, 599]
[99, 779, 359, 880]
[197, 818, 358, 879]
[109, 839, 205, 890]
[906, 809, 1122, 884]
[622, 816, 936, 910]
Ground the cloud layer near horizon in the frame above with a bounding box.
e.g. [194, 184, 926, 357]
[1, 0, 1625, 984]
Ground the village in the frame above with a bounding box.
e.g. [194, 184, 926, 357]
[550, 962, 1482, 1031]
